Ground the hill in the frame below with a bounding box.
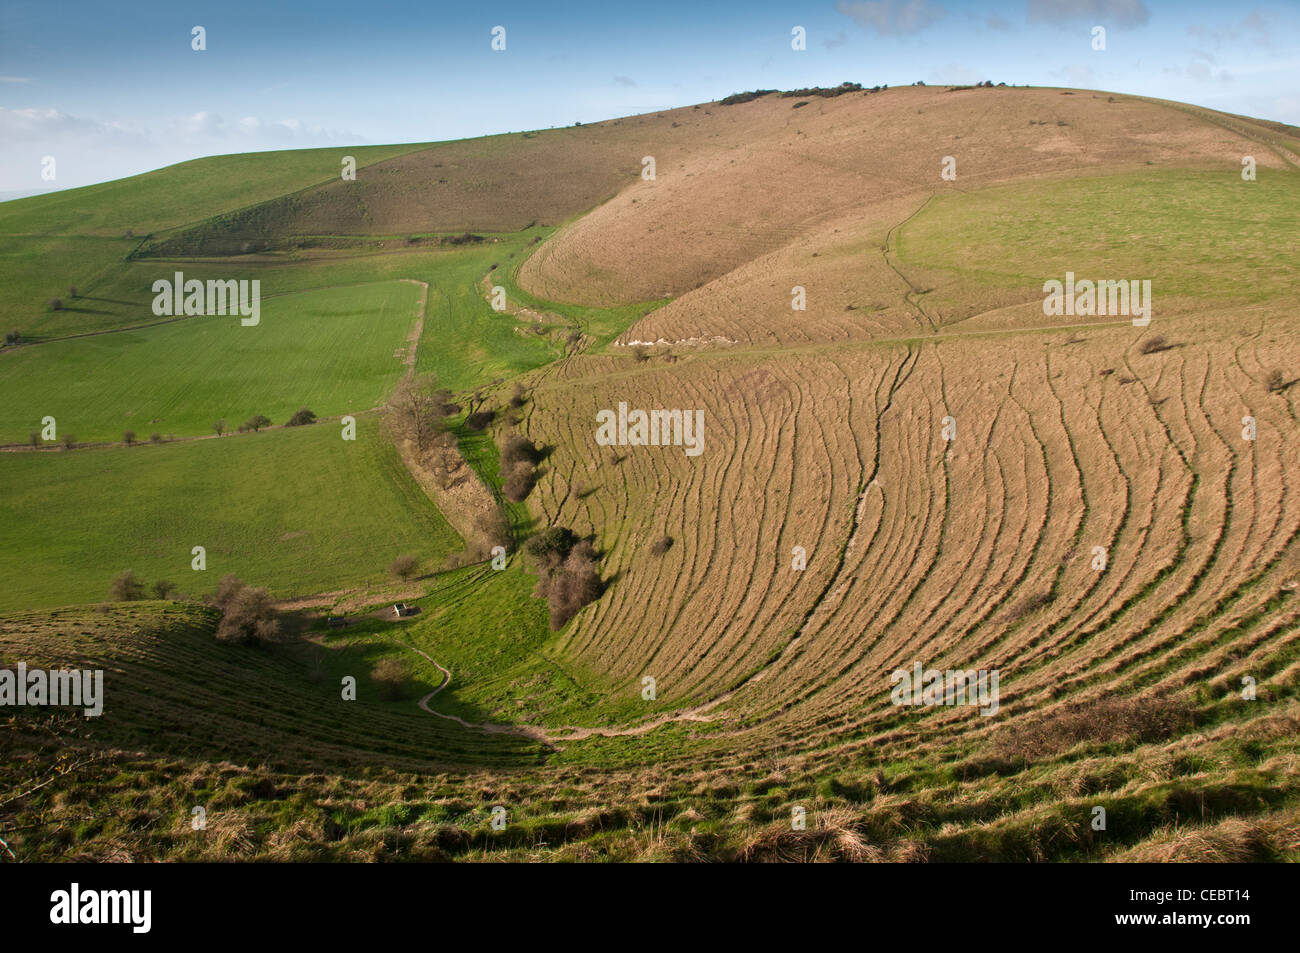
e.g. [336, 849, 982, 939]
[1, 84, 1297, 862]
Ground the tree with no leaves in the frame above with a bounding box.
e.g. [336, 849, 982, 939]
[389, 554, 420, 581]
[387, 374, 449, 454]
[211, 574, 281, 645]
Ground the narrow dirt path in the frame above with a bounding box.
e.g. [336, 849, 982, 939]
[402, 638, 726, 744]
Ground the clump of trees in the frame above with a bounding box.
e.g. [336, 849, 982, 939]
[109, 571, 176, 602]
[240, 414, 272, 433]
[286, 407, 317, 427]
[525, 527, 605, 630]
[212, 574, 281, 645]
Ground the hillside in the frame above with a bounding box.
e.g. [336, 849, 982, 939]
[1, 83, 1297, 862]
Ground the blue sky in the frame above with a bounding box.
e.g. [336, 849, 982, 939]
[2, 0, 1297, 191]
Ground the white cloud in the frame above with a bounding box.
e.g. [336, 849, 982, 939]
[0, 106, 362, 190]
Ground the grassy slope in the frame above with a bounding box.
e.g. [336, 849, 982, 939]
[0, 281, 422, 444]
[0, 143, 431, 237]
[0, 423, 461, 611]
[896, 169, 1300, 317]
[0, 143, 432, 340]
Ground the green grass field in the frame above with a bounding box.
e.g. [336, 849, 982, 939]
[897, 170, 1300, 307]
[0, 421, 461, 611]
[0, 280, 421, 445]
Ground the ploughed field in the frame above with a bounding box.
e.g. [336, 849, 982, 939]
[1, 85, 1298, 861]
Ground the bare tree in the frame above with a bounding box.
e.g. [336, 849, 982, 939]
[389, 554, 420, 581]
[388, 374, 449, 454]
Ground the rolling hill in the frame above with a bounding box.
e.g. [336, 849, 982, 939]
[1, 83, 1297, 862]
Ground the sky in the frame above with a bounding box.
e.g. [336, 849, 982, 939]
[1, 0, 1297, 192]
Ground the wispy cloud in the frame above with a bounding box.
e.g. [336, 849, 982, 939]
[0, 76, 33, 84]
[613, 75, 636, 87]
[836, 0, 947, 36]
[1027, 0, 1150, 28]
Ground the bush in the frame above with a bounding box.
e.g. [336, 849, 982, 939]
[3, 331, 20, 345]
[1267, 370, 1286, 393]
[501, 434, 541, 470]
[465, 409, 495, 431]
[244, 414, 272, 432]
[650, 535, 674, 557]
[525, 527, 580, 565]
[213, 419, 226, 437]
[509, 383, 527, 409]
[212, 576, 281, 645]
[150, 433, 163, 444]
[503, 461, 537, 502]
[993, 695, 1195, 762]
[152, 579, 176, 599]
[537, 540, 604, 630]
[286, 407, 316, 427]
[61, 433, 75, 450]
[109, 570, 146, 601]
[1139, 335, 1170, 354]
[123, 430, 136, 446]
[389, 554, 420, 581]
[49, 298, 63, 311]
[28, 432, 39, 448]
